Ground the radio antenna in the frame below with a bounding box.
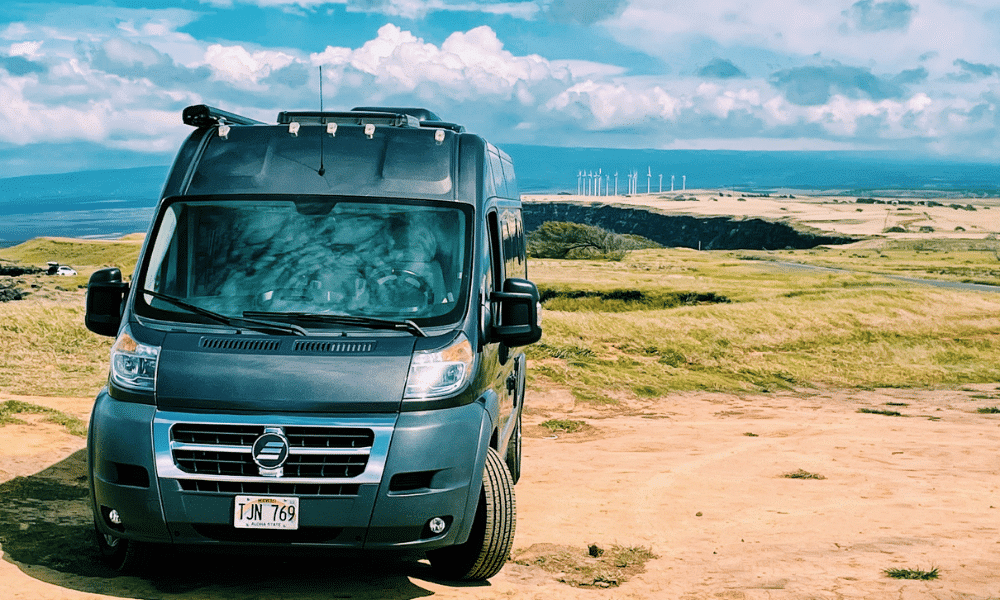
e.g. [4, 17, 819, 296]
[318, 65, 326, 176]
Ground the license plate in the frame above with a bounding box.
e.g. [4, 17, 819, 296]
[234, 495, 299, 530]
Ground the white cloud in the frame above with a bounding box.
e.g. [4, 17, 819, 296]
[9, 41, 44, 58]
[203, 44, 297, 87]
[200, 0, 540, 20]
[311, 24, 570, 100]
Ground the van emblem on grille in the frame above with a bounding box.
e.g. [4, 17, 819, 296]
[252, 430, 289, 475]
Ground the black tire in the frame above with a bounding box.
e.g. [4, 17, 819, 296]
[427, 448, 516, 581]
[94, 520, 148, 574]
[505, 412, 522, 485]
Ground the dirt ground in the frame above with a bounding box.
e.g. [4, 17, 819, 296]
[2, 384, 999, 600]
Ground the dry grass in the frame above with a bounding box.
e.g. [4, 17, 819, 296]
[782, 469, 826, 480]
[514, 543, 657, 588]
[529, 248, 1000, 405]
[0, 298, 112, 397]
[0, 400, 87, 437]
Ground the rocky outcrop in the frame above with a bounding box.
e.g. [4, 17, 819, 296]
[522, 202, 857, 250]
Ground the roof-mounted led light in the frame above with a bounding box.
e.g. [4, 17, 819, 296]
[218, 124, 231, 140]
[327, 122, 337, 136]
[365, 123, 375, 139]
[434, 129, 445, 143]
[289, 122, 300, 137]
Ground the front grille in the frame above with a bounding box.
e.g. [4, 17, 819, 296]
[170, 423, 374, 485]
[175, 449, 255, 476]
[286, 426, 374, 449]
[172, 424, 260, 446]
[178, 479, 360, 496]
[286, 455, 368, 478]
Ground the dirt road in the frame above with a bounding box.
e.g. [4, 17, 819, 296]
[2, 386, 999, 599]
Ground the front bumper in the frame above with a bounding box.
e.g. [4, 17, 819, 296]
[89, 390, 490, 551]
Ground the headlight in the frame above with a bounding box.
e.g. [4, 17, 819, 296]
[110, 328, 159, 392]
[404, 333, 474, 399]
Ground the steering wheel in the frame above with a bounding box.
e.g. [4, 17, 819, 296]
[371, 267, 434, 313]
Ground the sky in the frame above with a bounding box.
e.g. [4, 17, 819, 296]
[3, 0, 1000, 177]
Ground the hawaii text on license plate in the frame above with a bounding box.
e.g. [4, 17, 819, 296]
[234, 495, 299, 530]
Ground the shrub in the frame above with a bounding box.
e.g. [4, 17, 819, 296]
[528, 222, 658, 260]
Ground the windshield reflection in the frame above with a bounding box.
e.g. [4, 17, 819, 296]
[141, 198, 468, 324]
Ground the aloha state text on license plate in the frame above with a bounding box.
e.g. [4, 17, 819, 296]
[234, 495, 299, 530]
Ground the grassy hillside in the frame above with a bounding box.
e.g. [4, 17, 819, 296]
[0, 236, 143, 277]
[527, 248, 1000, 404]
[737, 239, 1000, 287]
[1, 237, 998, 401]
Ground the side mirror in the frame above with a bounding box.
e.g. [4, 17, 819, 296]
[85, 267, 129, 337]
[490, 278, 542, 347]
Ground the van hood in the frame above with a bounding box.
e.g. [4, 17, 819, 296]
[155, 332, 416, 413]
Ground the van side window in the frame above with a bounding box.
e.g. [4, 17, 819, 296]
[501, 157, 519, 200]
[488, 211, 504, 288]
[488, 151, 506, 199]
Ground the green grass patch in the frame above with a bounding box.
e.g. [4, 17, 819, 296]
[0, 237, 142, 276]
[538, 286, 730, 312]
[858, 408, 905, 417]
[0, 400, 86, 437]
[539, 419, 589, 434]
[977, 406, 1000, 414]
[782, 469, 826, 480]
[884, 567, 939, 580]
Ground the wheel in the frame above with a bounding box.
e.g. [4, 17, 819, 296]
[505, 412, 522, 485]
[94, 520, 148, 573]
[427, 448, 516, 581]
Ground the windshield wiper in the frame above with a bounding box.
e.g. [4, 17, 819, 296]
[243, 311, 427, 338]
[140, 289, 308, 336]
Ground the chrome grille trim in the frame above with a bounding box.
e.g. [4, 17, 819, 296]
[154, 411, 395, 486]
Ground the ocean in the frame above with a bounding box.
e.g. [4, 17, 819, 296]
[2, 148, 999, 245]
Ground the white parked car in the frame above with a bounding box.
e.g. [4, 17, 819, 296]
[55, 266, 77, 276]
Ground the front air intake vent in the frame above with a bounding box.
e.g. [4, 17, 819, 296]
[293, 340, 375, 354]
[200, 337, 281, 352]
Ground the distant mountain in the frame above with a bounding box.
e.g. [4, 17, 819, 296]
[0, 166, 168, 216]
[2, 147, 999, 243]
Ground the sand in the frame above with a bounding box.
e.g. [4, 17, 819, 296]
[2, 385, 999, 600]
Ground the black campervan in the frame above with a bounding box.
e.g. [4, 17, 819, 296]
[84, 105, 541, 580]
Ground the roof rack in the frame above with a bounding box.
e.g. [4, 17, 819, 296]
[182, 104, 263, 128]
[351, 107, 442, 122]
[418, 120, 465, 133]
[277, 111, 421, 128]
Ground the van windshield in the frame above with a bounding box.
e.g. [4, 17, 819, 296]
[138, 196, 470, 327]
